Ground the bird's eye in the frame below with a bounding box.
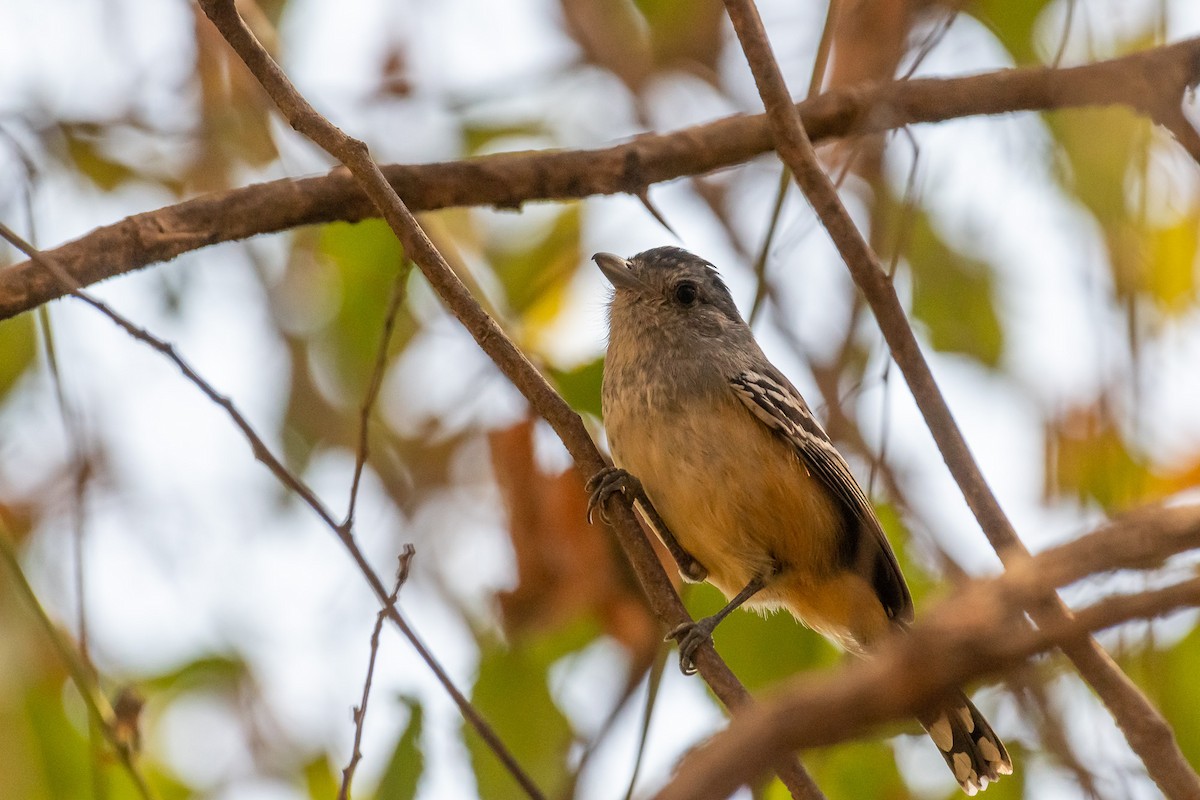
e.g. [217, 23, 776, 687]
[674, 282, 698, 306]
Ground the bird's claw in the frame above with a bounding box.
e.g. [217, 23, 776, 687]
[665, 616, 720, 676]
[585, 467, 639, 525]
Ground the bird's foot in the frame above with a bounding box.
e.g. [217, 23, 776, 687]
[585, 466, 639, 525]
[586, 467, 709, 582]
[665, 616, 721, 676]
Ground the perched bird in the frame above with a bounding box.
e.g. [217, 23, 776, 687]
[588, 246, 1011, 794]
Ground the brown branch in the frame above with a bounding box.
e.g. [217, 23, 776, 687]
[720, 1, 1200, 797]
[4, 37, 1200, 320]
[193, 2, 822, 798]
[340, 546, 416, 800]
[652, 504, 1200, 800]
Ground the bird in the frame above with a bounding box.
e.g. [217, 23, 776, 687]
[586, 245, 1012, 795]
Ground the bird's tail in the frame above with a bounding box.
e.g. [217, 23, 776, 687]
[918, 691, 1012, 795]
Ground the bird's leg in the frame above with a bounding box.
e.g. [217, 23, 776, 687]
[666, 573, 769, 675]
[586, 466, 708, 582]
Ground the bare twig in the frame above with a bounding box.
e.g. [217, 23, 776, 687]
[5, 37, 1200, 320]
[0, 514, 159, 800]
[344, 264, 411, 529]
[746, 0, 841, 326]
[720, 1, 1200, 796]
[0, 219, 543, 800]
[652, 504, 1200, 800]
[340, 545, 416, 800]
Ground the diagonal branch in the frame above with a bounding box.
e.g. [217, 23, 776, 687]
[720, 1, 1200, 797]
[3, 37, 1200, 321]
[194, 1, 823, 797]
[652, 503, 1200, 800]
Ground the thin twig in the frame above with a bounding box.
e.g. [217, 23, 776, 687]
[0, 514, 159, 800]
[747, 0, 840, 326]
[720, 2, 1200, 796]
[1052, 0, 1078, 68]
[339, 545, 416, 800]
[0, 219, 544, 800]
[344, 264, 411, 529]
[5, 37, 1200, 320]
[623, 650, 669, 800]
[194, 1, 824, 798]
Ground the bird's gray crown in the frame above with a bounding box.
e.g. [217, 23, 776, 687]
[608, 246, 742, 325]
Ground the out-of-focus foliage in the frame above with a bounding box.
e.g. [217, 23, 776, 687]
[0, 315, 36, 398]
[2, 1, 1200, 800]
[375, 697, 424, 800]
[880, 191, 1004, 366]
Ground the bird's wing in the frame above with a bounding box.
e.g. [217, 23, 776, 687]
[730, 367, 914, 624]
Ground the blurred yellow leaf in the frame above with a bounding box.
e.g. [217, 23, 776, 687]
[0, 315, 36, 401]
[61, 124, 137, 192]
[1146, 208, 1200, 313]
[634, 0, 725, 80]
[487, 205, 583, 342]
[971, 0, 1057, 65]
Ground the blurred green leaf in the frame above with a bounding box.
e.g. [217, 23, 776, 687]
[1131, 624, 1200, 766]
[488, 206, 582, 324]
[683, 583, 838, 691]
[467, 623, 594, 797]
[25, 678, 90, 800]
[316, 219, 414, 394]
[550, 355, 604, 418]
[1047, 106, 1148, 227]
[141, 653, 250, 695]
[375, 696, 424, 800]
[303, 756, 340, 800]
[0, 315, 36, 402]
[971, 0, 1056, 64]
[875, 503, 937, 609]
[805, 740, 912, 800]
[1045, 103, 1155, 302]
[903, 207, 1004, 367]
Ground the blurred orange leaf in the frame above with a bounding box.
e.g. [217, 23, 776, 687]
[488, 418, 660, 658]
[1044, 402, 1148, 511]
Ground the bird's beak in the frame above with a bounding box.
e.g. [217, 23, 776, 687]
[592, 252, 642, 291]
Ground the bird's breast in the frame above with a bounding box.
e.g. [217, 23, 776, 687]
[604, 382, 844, 603]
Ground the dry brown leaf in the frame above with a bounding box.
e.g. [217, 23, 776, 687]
[488, 417, 669, 660]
